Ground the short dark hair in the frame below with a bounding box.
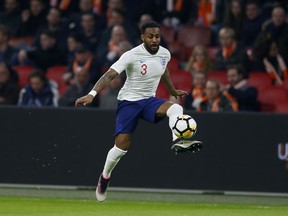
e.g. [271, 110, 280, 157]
[246, 0, 260, 7]
[75, 43, 89, 53]
[227, 64, 244, 76]
[29, 69, 47, 83]
[40, 29, 56, 39]
[112, 8, 126, 19]
[68, 33, 83, 43]
[140, 21, 160, 34]
[81, 12, 95, 20]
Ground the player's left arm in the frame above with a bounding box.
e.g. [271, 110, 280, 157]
[161, 69, 188, 99]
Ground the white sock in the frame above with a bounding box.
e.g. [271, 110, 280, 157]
[166, 104, 183, 141]
[102, 145, 127, 178]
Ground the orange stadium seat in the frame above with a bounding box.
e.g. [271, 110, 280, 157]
[282, 78, 288, 91]
[8, 37, 33, 49]
[156, 82, 170, 99]
[177, 25, 211, 48]
[160, 25, 176, 43]
[13, 65, 35, 88]
[170, 69, 193, 92]
[174, 26, 211, 61]
[46, 66, 67, 82]
[167, 41, 187, 61]
[248, 72, 272, 91]
[258, 86, 288, 112]
[274, 101, 288, 113]
[207, 71, 227, 85]
[167, 56, 180, 72]
[46, 66, 68, 95]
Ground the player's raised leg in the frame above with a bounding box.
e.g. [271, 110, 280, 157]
[157, 102, 202, 154]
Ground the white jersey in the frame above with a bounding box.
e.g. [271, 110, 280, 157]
[110, 44, 171, 101]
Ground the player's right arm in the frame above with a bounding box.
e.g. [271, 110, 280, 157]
[75, 69, 119, 106]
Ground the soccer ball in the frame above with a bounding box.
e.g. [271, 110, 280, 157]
[172, 114, 197, 139]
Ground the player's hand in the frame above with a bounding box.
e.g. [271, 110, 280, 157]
[75, 95, 94, 106]
[172, 90, 189, 99]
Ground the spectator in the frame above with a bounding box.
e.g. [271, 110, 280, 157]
[223, 0, 245, 41]
[195, 0, 217, 27]
[52, 0, 95, 18]
[97, 8, 138, 50]
[0, 0, 22, 36]
[121, 0, 153, 26]
[225, 65, 260, 111]
[185, 44, 212, 76]
[254, 6, 288, 55]
[63, 43, 101, 85]
[66, 33, 83, 65]
[99, 73, 124, 109]
[0, 62, 19, 105]
[98, 25, 132, 67]
[78, 12, 100, 52]
[17, 30, 66, 71]
[213, 27, 251, 77]
[0, 24, 19, 66]
[198, 79, 238, 112]
[253, 38, 288, 85]
[106, 26, 132, 65]
[151, 0, 193, 28]
[18, 70, 59, 107]
[102, 0, 125, 28]
[240, 0, 269, 48]
[33, 7, 69, 52]
[184, 72, 207, 111]
[137, 13, 153, 33]
[19, 0, 47, 37]
[59, 68, 99, 107]
[68, 0, 98, 32]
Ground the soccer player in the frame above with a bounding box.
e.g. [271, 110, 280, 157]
[75, 21, 202, 201]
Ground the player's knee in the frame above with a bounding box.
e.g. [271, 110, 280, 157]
[166, 103, 183, 117]
[115, 135, 131, 151]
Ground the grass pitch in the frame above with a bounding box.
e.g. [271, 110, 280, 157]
[0, 187, 288, 216]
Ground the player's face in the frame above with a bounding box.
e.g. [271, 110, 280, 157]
[141, 27, 161, 54]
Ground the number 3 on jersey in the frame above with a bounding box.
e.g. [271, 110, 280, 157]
[141, 64, 147, 75]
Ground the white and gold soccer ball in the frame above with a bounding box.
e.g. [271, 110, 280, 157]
[172, 114, 197, 139]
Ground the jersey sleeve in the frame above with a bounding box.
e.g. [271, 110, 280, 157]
[110, 51, 132, 74]
[166, 49, 171, 64]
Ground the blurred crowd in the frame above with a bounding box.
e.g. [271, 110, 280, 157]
[0, 0, 287, 112]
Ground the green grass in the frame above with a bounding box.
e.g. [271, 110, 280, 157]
[0, 188, 288, 216]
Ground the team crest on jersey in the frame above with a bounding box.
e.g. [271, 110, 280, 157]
[159, 56, 168, 68]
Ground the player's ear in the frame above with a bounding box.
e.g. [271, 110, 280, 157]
[141, 34, 144, 42]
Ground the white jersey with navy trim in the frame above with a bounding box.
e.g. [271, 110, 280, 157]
[110, 44, 171, 101]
